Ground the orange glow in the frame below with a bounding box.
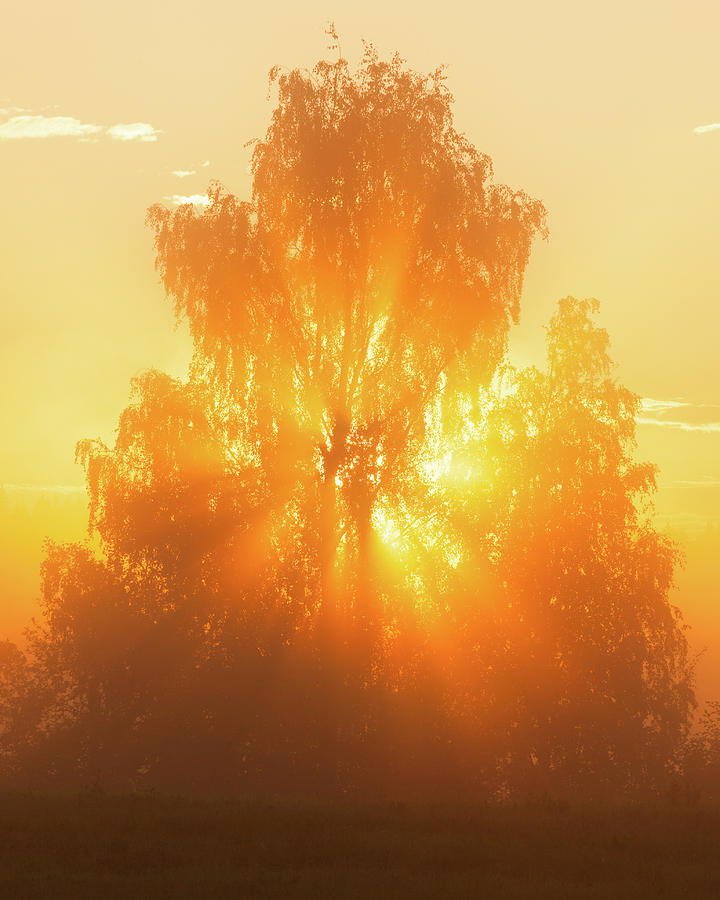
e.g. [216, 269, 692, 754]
[1, 21, 718, 800]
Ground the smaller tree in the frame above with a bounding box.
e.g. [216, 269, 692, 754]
[420, 298, 695, 796]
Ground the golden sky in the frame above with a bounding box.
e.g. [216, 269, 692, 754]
[1, 0, 719, 690]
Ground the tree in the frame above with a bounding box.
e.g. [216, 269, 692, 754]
[450, 298, 694, 795]
[138, 42, 546, 790]
[145, 41, 546, 625]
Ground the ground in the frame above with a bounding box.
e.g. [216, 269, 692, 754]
[1, 792, 719, 898]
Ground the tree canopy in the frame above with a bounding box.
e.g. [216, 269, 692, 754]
[0, 43, 695, 799]
[146, 45, 546, 622]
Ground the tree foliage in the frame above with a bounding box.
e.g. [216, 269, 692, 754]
[467, 298, 693, 794]
[146, 45, 546, 618]
[0, 45, 695, 798]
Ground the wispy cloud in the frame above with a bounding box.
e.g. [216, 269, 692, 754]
[640, 398, 691, 414]
[670, 479, 720, 487]
[639, 398, 720, 433]
[638, 417, 720, 433]
[164, 194, 210, 207]
[0, 115, 102, 140]
[0, 113, 160, 142]
[106, 122, 160, 142]
[694, 123, 720, 135]
[1, 483, 86, 495]
[171, 159, 210, 178]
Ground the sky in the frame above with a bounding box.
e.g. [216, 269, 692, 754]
[1, 0, 719, 692]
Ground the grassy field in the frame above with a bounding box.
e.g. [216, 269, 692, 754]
[1, 792, 719, 898]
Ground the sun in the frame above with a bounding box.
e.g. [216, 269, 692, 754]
[371, 505, 406, 552]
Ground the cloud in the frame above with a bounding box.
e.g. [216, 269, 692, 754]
[172, 169, 196, 178]
[1, 483, 86, 495]
[0, 115, 102, 140]
[670, 479, 720, 487]
[106, 122, 160, 142]
[201, 159, 210, 167]
[0, 113, 160, 142]
[639, 398, 720, 432]
[164, 194, 210, 207]
[637, 417, 720, 433]
[640, 398, 691, 414]
[694, 123, 720, 134]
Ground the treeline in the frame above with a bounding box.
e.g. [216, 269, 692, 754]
[0, 43, 713, 800]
